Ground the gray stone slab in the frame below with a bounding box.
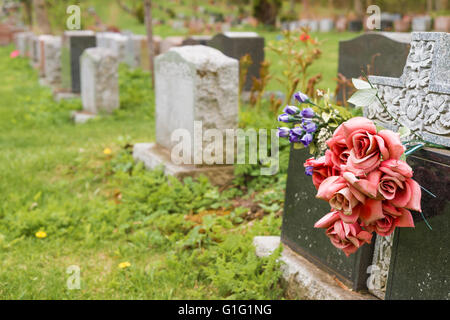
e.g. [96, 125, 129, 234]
[80, 47, 119, 114]
[253, 236, 377, 300]
[207, 32, 264, 91]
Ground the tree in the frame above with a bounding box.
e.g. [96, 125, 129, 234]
[144, 0, 155, 88]
[33, 0, 51, 33]
[253, 0, 282, 26]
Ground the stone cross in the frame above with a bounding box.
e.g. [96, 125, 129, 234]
[364, 32, 450, 299]
[365, 32, 450, 148]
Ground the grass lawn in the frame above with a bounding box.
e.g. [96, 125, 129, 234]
[0, 3, 359, 297]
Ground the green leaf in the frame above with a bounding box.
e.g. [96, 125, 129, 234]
[398, 126, 411, 138]
[348, 88, 378, 107]
[321, 112, 331, 123]
[309, 142, 317, 155]
[352, 78, 372, 90]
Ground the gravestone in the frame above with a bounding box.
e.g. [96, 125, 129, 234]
[160, 36, 184, 54]
[208, 32, 265, 91]
[365, 32, 450, 300]
[348, 20, 363, 32]
[412, 16, 432, 32]
[79, 47, 119, 116]
[434, 16, 450, 32]
[337, 32, 411, 105]
[319, 19, 334, 32]
[336, 17, 348, 32]
[61, 30, 96, 94]
[15, 31, 31, 57]
[133, 45, 238, 185]
[43, 36, 62, 87]
[281, 147, 375, 291]
[182, 35, 212, 46]
[97, 32, 127, 63]
[36, 35, 55, 78]
[308, 20, 319, 32]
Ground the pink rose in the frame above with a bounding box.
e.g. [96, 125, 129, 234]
[379, 160, 421, 212]
[326, 125, 350, 169]
[364, 202, 415, 236]
[316, 176, 362, 223]
[341, 117, 405, 176]
[314, 211, 373, 257]
[304, 151, 339, 189]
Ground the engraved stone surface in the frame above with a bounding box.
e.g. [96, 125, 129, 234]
[365, 32, 450, 147]
[15, 31, 32, 57]
[80, 47, 119, 114]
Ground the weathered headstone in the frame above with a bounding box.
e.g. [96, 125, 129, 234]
[36, 35, 56, 78]
[319, 19, 334, 32]
[337, 32, 411, 105]
[348, 19, 363, 32]
[412, 16, 432, 32]
[133, 45, 238, 185]
[79, 47, 119, 115]
[365, 32, 450, 300]
[208, 32, 265, 91]
[336, 17, 348, 32]
[15, 31, 31, 57]
[160, 36, 184, 54]
[43, 36, 62, 87]
[61, 30, 96, 94]
[308, 20, 319, 32]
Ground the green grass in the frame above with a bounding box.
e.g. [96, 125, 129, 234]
[0, 45, 287, 299]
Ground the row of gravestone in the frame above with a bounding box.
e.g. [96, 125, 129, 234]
[282, 31, 449, 300]
[282, 16, 450, 33]
[13, 30, 265, 111]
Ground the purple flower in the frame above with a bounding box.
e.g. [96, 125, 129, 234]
[277, 127, 290, 137]
[278, 113, 290, 123]
[294, 91, 309, 103]
[300, 133, 313, 147]
[303, 121, 317, 133]
[289, 133, 302, 143]
[283, 105, 300, 115]
[301, 107, 315, 118]
[291, 126, 303, 136]
[305, 166, 313, 176]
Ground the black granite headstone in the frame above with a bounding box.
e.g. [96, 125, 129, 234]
[182, 35, 212, 46]
[207, 32, 265, 91]
[61, 31, 96, 94]
[385, 148, 450, 300]
[337, 32, 410, 105]
[348, 20, 363, 32]
[281, 147, 375, 291]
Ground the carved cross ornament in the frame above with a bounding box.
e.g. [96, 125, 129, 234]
[365, 32, 450, 147]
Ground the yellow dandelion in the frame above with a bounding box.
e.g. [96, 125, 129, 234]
[118, 261, 131, 269]
[103, 148, 112, 155]
[35, 231, 47, 239]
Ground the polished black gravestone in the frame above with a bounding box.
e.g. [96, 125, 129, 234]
[337, 32, 410, 105]
[386, 148, 450, 300]
[182, 35, 212, 46]
[61, 30, 96, 93]
[281, 147, 375, 291]
[208, 32, 265, 91]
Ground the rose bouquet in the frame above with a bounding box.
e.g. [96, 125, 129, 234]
[278, 91, 422, 256]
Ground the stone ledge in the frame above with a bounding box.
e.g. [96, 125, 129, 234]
[253, 236, 377, 300]
[54, 91, 80, 102]
[133, 143, 234, 186]
[71, 111, 97, 124]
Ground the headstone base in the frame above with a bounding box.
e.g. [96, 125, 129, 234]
[133, 143, 234, 186]
[253, 236, 377, 300]
[71, 111, 97, 124]
[38, 77, 50, 88]
[53, 91, 80, 102]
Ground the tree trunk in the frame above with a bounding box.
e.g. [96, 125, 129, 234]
[354, 0, 363, 17]
[144, 0, 155, 88]
[23, 0, 33, 27]
[33, 0, 52, 34]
